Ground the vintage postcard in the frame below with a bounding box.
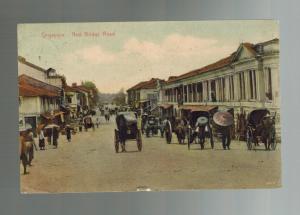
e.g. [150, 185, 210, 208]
[18, 20, 280, 193]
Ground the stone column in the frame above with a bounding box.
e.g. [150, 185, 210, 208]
[192, 84, 195, 102]
[215, 79, 219, 102]
[187, 84, 190, 102]
[256, 61, 266, 102]
[244, 71, 250, 100]
[225, 76, 230, 102]
[207, 80, 211, 101]
[234, 73, 239, 101]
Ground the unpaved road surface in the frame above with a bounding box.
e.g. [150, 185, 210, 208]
[20, 116, 281, 193]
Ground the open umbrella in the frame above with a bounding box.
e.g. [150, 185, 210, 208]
[196, 116, 208, 126]
[213, 111, 234, 127]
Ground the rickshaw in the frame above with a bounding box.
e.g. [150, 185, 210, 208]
[187, 111, 215, 150]
[114, 111, 142, 153]
[145, 115, 159, 137]
[246, 109, 277, 151]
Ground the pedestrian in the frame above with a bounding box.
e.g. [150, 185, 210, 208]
[66, 125, 72, 142]
[38, 129, 45, 150]
[19, 134, 28, 174]
[53, 127, 59, 148]
[158, 118, 165, 138]
[79, 121, 83, 132]
[46, 128, 52, 145]
[198, 125, 206, 149]
[104, 108, 110, 122]
[96, 117, 100, 128]
[26, 130, 37, 166]
[220, 126, 231, 150]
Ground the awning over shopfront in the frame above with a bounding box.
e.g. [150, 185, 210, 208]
[159, 104, 173, 109]
[41, 111, 64, 120]
[179, 105, 218, 112]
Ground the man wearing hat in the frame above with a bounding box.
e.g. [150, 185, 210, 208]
[213, 111, 234, 150]
[195, 116, 208, 150]
[220, 126, 231, 150]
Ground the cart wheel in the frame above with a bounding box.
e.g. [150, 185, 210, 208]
[271, 130, 277, 151]
[137, 130, 142, 151]
[114, 130, 119, 153]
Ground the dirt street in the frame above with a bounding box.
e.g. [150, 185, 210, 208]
[20, 116, 281, 193]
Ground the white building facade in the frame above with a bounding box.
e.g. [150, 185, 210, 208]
[159, 39, 280, 139]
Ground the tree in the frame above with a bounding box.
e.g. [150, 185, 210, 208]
[112, 88, 126, 106]
[82, 81, 100, 107]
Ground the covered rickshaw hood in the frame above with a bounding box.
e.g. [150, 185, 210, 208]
[248, 109, 270, 125]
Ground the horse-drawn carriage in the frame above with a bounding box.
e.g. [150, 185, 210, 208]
[114, 111, 142, 153]
[187, 110, 215, 150]
[246, 109, 277, 151]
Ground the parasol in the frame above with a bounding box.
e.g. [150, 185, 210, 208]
[213, 111, 234, 127]
[196, 116, 208, 126]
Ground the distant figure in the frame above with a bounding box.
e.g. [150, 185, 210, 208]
[79, 121, 83, 132]
[96, 117, 100, 128]
[47, 128, 53, 145]
[53, 128, 59, 148]
[26, 130, 37, 166]
[66, 126, 72, 142]
[197, 125, 206, 149]
[104, 108, 110, 122]
[220, 126, 231, 150]
[38, 129, 45, 150]
[158, 118, 165, 138]
[19, 135, 28, 174]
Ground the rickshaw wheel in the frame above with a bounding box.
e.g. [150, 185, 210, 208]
[137, 130, 142, 151]
[114, 130, 119, 153]
[271, 130, 277, 150]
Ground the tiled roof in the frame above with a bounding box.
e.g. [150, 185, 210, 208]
[18, 56, 46, 73]
[127, 78, 161, 91]
[166, 38, 278, 84]
[76, 85, 91, 93]
[167, 54, 235, 83]
[64, 85, 78, 92]
[19, 74, 60, 97]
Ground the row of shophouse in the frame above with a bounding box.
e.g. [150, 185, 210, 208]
[18, 56, 93, 133]
[127, 38, 280, 138]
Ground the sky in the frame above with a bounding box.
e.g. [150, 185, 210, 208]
[18, 20, 279, 93]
